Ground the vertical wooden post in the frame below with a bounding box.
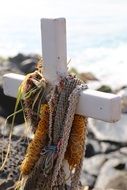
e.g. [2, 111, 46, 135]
[41, 18, 67, 84]
[41, 18, 71, 186]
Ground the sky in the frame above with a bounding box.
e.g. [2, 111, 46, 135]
[0, 0, 127, 86]
[0, 0, 127, 56]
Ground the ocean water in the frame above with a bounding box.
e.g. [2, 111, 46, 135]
[0, 0, 127, 88]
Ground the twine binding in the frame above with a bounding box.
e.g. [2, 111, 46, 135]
[14, 68, 88, 190]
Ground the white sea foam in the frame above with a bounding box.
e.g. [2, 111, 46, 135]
[69, 43, 127, 89]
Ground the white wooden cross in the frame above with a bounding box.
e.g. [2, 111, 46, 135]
[3, 18, 121, 123]
[2, 18, 121, 187]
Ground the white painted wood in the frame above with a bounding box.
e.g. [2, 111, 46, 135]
[3, 73, 121, 122]
[3, 73, 25, 97]
[76, 89, 121, 122]
[41, 18, 67, 84]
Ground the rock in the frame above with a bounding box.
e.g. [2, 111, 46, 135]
[1, 123, 25, 137]
[0, 54, 26, 87]
[83, 154, 106, 176]
[81, 154, 107, 188]
[106, 150, 127, 162]
[79, 72, 98, 82]
[85, 139, 101, 158]
[92, 189, 116, 190]
[9, 53, 29, 64]
[100, 142, 120, 154]
[0, 53, 40, 83]
[0, 116, 6, 134]
[0, 87, 24, 124]
[81, 171, 96, 188]
[117, 87, 127, 113]
[97, 85, 112, 93]
[12, 124, 25, 136]
[95, 157, 127, 189]
[0, 87, 15, 116]
[120, 147, 127, 156]
[12, 123, 33, 138]
[0, 53, 40, 124]
[89, 114, 127, 143]
[9, 53, 40, 74]
[20, 58, 37, 73]
[105, 173, 127, 190]
[93, 189, 121, 190]
[85, 143, 95, 158]
[69, 68, 98, 82]
[0, 180, 14, 190]
[0, 135, 28, 189]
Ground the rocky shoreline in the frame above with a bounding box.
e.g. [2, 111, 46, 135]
[0, 53, 127, 190]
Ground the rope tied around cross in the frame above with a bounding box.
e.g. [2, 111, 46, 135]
[2, 61, 88, 190]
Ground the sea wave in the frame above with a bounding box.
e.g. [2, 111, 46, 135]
[69, 42, 127, 89]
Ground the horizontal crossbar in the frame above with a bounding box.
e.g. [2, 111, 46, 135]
[3, 73, 121, 123]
